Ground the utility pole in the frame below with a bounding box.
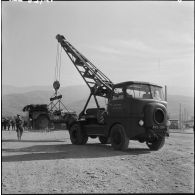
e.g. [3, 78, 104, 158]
[179, 103, 182, 130]
[184, 108, 186, 123]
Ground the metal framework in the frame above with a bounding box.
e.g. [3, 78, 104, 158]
[56, 34, 114, 117]
[48, 94, 70, 113]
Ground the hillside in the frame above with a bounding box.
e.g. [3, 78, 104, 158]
[1, 85, 194, 120]
[2, 85, 89, 116]
[2, 85, 52, 95]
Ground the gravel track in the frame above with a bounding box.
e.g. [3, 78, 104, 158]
[2, 129, 194, 194]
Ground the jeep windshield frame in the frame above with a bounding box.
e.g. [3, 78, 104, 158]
[113, 82, 165, 101]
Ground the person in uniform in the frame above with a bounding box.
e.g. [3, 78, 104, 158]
[11, 119, 16, 130]
[15, 114, 23, 141]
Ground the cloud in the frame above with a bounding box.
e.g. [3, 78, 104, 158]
[92, 45, 123, 55]
[91, 33, 193, 62]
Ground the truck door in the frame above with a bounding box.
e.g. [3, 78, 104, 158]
[107, 87, 127, 118]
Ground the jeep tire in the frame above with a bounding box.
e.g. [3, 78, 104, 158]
[146, 135, 165, 151]
[110, 124, 129, 150]
[69, 123, 88, 145]
[36, 115, 49, 129]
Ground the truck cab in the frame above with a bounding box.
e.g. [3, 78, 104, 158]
[69, 81, 170, 151]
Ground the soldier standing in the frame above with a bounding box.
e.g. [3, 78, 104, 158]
[7, 119, 11, 131]
[2, 118, 5, 130]
[3, 118, 7, 130]
[15, 114, 23, 141]
[11, 120, 15, 130]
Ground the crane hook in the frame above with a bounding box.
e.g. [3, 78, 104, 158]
[53, 80, 60, 95]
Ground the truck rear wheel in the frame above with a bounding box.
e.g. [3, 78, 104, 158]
[69, 123, 88, 145]
[146, 135, 165, 151]
[110, 124, 129, 150]
[99, 136, 110, 144]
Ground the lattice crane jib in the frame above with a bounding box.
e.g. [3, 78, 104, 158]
[56, 34, 114, 99]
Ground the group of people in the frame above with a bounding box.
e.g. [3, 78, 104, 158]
[2, 115, 31, 140]
[2, 118, 16, 131]
[2, 116, 29, 131]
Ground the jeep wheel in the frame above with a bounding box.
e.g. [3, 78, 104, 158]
[146, 135, 165, 151]
[99, 136, 110, 144]
[69, 123, 88, 145]
[36, 115, 49, 129]
[110, 124, 129, 150]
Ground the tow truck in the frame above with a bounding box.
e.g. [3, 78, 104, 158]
[55, 34, 170, 150]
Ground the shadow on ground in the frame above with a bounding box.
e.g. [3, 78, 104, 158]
[2, 139, 66, 143]
[2, 143, 150, 162]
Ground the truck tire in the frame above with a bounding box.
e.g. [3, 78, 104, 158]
[36, 115, 49, 129]
[69, 123, 88, 145]
[99, 136, 110, 144]
[146, 135, 165, 151]
[110, 124, 129, 150]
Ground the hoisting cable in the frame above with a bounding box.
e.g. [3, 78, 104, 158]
[58, 44, 62, 82]
[55, 42, 61, 82]
[53, 42, 61, 95]
[53, 42, 76, 113]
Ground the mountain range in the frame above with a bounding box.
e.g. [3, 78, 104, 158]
[1, 85, 194, 120]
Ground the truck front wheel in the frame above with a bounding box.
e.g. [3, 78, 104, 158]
[69, 123, 88, 145]
[146, 135, 165, 151]
[110, 124, 129, 150]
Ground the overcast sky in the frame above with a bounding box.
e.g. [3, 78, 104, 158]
[1, 1, 194, 97]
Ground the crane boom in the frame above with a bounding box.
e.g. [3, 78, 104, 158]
[56, 34, 114, 98]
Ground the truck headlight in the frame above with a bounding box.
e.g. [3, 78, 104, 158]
[139, 120, 144, 126]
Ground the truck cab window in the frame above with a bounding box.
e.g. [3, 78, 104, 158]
[126, 84, 151, 99]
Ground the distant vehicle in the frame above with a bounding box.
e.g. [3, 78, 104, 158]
[183, 119, 194, 129]
[169, 119, 179, 129]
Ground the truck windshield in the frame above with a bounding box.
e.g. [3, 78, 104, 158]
[126, 84, 164, 101]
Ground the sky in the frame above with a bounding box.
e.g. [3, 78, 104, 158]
[1, 1, 194, 97]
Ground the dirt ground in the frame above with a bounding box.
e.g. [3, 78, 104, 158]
[1, 129, 194, 194]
